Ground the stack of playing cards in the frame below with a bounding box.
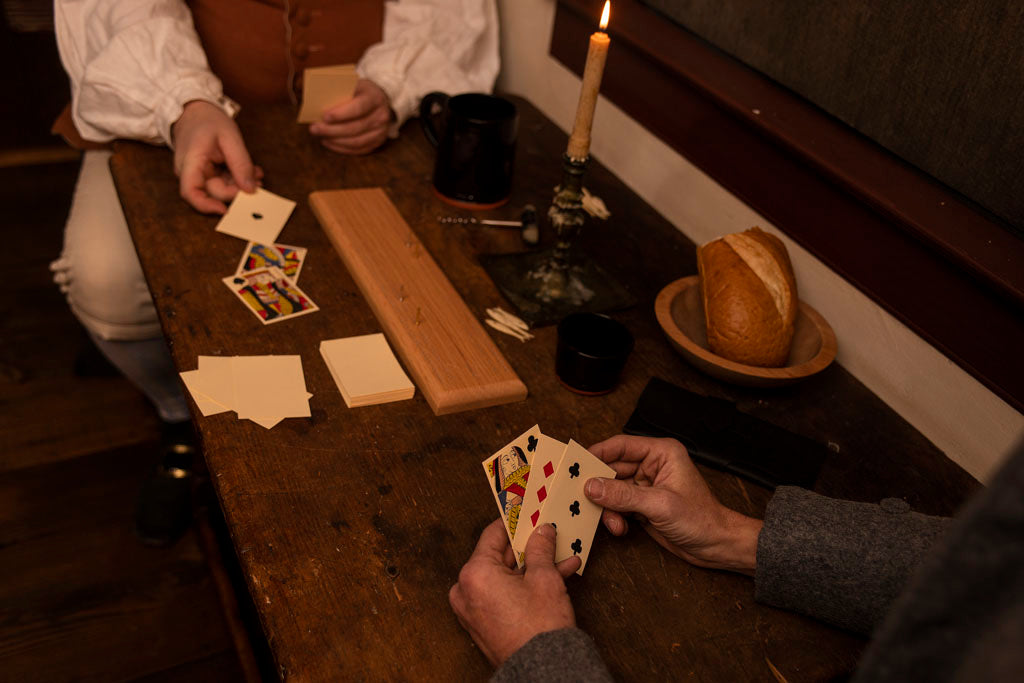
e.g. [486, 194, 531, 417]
[320, 334, 415, 407]
[215, 187, 320, 325]
[482, 425, 615, 575]
[179, 355, 312, 429]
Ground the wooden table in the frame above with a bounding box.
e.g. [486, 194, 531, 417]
[111, 97, 978, 682]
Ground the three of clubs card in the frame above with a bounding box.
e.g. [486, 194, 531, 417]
[482, 426, 614, 575]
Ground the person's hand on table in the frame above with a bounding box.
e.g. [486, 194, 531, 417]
[309, 78, 393, 155]
[171, 100, 262, 214]
[449, 519, 580, 667]
[585, 435, 763, 575]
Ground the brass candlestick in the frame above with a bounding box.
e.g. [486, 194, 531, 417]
[528, 154, 590, 303]
[480, 153, 634, 326]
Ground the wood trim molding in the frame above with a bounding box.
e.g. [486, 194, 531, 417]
[551, 0, 1024, 413]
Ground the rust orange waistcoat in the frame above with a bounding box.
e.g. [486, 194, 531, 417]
[187, 0, 384, 105]
[53, 0, 384, 147]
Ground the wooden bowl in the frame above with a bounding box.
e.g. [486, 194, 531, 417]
[655, 276, 837, 387]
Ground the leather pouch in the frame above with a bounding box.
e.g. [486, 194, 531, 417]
[623, 378, 826, 489]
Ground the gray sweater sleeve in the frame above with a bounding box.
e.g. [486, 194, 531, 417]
[491, 627, 613, 683]
[755, 487, 950, 634]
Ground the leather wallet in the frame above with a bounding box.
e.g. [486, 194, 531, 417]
[622, 378, 826, 489]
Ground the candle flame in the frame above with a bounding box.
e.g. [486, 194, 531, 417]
[600, 1, 610, 30]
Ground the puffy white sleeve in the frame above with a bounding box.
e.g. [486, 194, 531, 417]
[54, 0, 236, 147]
[356, 0, 500, 129]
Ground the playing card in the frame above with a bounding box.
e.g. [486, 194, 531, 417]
[195, 355, 236, 409]
[297, 64, 358, 123]
[222, 267, 319, 325]
[510, 433, 568, 563]
[481, 425, 542, 547]
[231, 355, 311, 421]
[236, 242, 308, 282]
[533, 440, 615, 575]
[179, 369, 230, 416]
[215, 188, 296, 244]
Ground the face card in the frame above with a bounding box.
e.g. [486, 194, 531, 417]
[236, 242, 308, 282]
[481, 425, 542, 547]
[297, 64, 358, 123]
[534, 440, 615, 575]
[511, 434, 568, 563]
[222, 267, 319, 325]
[215, 188, 296, 244]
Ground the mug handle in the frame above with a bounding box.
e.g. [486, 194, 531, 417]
[419, 91, 449, 148]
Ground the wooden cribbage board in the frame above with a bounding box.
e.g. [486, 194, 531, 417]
[310, 188, 527, 415]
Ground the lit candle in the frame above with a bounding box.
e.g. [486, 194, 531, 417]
[566, 1, 611, 160]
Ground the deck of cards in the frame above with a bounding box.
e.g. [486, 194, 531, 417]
[320, 334, 415, 407]
[482, 425, 614, 575]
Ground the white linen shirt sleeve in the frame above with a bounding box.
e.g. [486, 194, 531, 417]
[54, 0, 234, 147]
[357, 0, 500, 131]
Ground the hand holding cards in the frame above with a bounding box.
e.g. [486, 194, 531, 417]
[482, 426, 614, 575]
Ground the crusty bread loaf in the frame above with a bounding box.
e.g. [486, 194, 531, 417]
[697, 227, 798, 367]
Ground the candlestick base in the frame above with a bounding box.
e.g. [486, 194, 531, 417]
[480, 247, 635, 327]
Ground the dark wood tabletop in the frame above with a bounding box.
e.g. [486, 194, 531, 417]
[110, 96, 979, 682]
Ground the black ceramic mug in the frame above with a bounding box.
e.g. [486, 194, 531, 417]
[419, 92, 518, 209]
[555, 313, 635, 395]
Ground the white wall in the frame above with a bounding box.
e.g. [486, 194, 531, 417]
[495, 0, 1024, 482]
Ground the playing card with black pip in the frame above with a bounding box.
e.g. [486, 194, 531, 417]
[215, 188, 296, 245]
[533, 440, 615, 575]
[481, 425, 541, 548]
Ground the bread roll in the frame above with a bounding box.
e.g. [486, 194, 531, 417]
[697, 227, 798, 367]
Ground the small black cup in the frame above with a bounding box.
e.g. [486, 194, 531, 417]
[420, 92, 518, 209]
[556, 313, 634, 395]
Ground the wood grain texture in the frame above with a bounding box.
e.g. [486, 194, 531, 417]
[0, 444, 243, 683]
[311, 188, 527, 414]
[109, 97, 980, 682]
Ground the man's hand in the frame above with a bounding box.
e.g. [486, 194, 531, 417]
[309, 78, 392, 155]
[171, 100, 261, 214]
[585, 435, 762, 575]
[449, 520, 580, 667]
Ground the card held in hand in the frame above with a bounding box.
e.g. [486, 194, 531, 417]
[481, 425, 541, 547]
[533, 440, 615, 575]
[511, 433, 567, 565]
